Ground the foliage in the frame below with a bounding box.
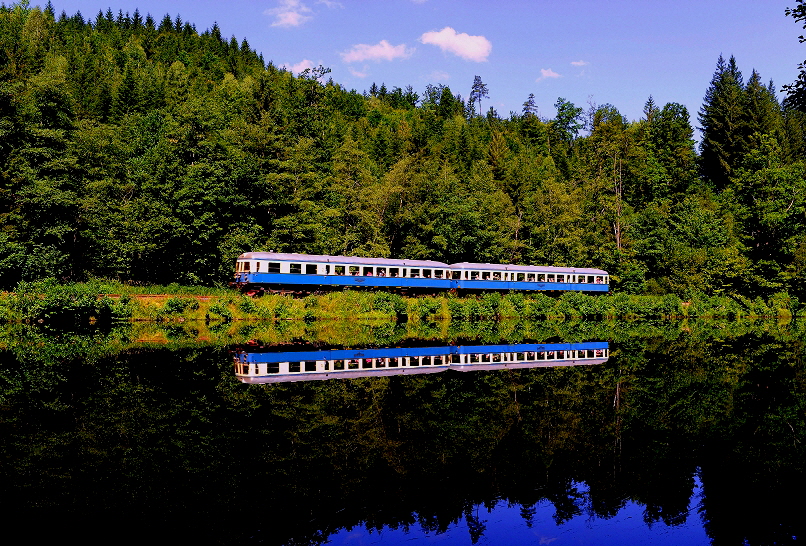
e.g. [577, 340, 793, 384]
[0, 3, 803, 306]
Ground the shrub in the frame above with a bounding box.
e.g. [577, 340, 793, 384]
[162, 297, 199, 314]
[373, 292, 406, 316]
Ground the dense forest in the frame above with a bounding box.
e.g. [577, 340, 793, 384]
[2, 1, 806, 300]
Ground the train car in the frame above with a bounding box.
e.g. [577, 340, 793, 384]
[232, 252, 609, 294]
[232, 252, 452, 294]
[451, 262, 609, 293]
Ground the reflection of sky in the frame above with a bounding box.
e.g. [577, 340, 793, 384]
[326, 478, 708, 545]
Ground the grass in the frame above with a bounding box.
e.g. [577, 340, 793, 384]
[0, 279, 802, 325]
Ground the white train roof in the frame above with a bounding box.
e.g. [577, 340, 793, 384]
[450, 262, 608, 274]
[238, 253, 608, 275]
[238, 252, 449, 268]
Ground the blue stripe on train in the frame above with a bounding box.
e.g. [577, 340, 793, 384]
[242, 342, 610, 364]
[237, 273, 608, 292]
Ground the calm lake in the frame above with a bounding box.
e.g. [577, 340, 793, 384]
[1, 320, 804, 545]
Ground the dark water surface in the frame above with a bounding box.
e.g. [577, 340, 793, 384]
[1, 322, 804, 545]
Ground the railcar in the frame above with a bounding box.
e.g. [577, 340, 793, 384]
[231, 252, 609, 294]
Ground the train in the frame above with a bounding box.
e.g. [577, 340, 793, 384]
[231, 252, 609, 295]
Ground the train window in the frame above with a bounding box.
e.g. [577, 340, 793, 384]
[289, 362, 301, 373]
[517, 273, 525, 281]
[306, 264, 317, 275]
[491, 272, 499, 280]
[243, 262, 251, 272]
[389, 358, 399, 368]
[290, 263, 302, 274]
[325, 265, 330, 274]
[389, 268, 399, 277]
[403, 268, 407, 277]
[335, 266, 345, 275]
[334, 360, 345, 371]
[268, 262, 280, 273]
[267, 363, 279, 374]
[305, 362, 316, 371]
[349, 266, 359, 275]
[256, 262, 261, 272]
[348, 360, 359, 370]
[471, 271, 479, 280]
[526, 274, 534, 281]
[547, 274, 555, 282]
[434, 270, 443, 279]
[578, 275, 586, 283]
[596, 276, 603, 284]
[452, 271, 461, 280]
[557, 275, 565, 282]
[410, 268, 419, 278]
[363, 267, 373, 276]
[377, 267, 386, 277]
[422, 269, 431, 278]
[482, 272, 491, 280]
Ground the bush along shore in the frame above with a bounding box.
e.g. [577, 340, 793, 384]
[0, 280, 802, 325]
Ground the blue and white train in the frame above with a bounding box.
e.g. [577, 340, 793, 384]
[232, 252, 609, 294]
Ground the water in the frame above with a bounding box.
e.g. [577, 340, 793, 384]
[0, 321, 804, 544]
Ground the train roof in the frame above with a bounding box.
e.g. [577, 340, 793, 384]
[451, 262, 608, 274]
[237, 253, 607, 275]
[238, 252, 449, 268]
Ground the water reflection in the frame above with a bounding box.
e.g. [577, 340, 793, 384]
[233, 342, 609, 383]
[0, 323, 805, 545]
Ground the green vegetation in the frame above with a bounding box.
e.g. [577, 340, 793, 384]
[0, 280, 802, 324]
[1, 2, 806, 304]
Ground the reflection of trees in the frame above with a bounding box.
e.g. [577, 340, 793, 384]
[0, 330, 804, 544]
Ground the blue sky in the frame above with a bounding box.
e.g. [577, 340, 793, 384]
[45, 0, 805, 133]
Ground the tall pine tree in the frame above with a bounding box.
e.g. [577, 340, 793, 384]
[699, 55, 745, 189]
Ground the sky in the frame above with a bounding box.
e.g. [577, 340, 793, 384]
[40, 0, 806, 135]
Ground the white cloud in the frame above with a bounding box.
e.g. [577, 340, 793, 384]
[536, 68, 561, 81]
[420, 27, 491, 62]
[349, 66, 368, 78]
[265, 0, 312, 27]
[427, 70, 450, 81]
[317, 0, 343, 8]
[341, 40, 413, 63]
[281, 59, 316, 74]
[571, 60, 588, 66]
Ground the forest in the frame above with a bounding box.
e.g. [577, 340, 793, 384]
[2, 1, 806, 301]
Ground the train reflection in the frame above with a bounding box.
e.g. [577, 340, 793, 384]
[233, 342, 609, 383]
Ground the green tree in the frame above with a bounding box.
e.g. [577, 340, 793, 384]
[698, 55, 745, 189]
[469, 75, 489, 117]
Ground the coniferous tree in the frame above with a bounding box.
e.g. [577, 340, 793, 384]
[699, 55, 745, 189]
[742, 70, 782, 151]
[469, 75, 489, 116]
